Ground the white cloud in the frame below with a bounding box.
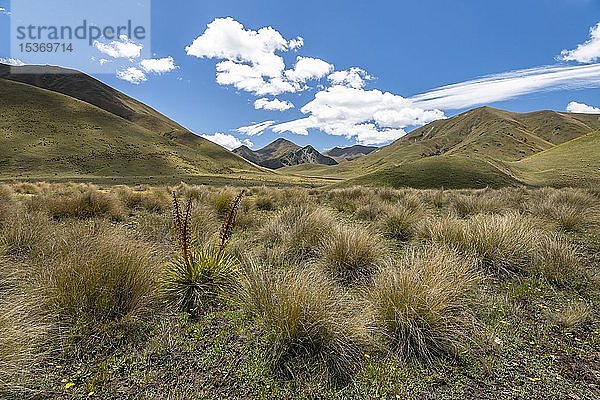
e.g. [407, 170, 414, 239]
[560, 22, 600, 63]
[116, 67, 147, 84]
[94, 35, 142, 59]
[236, 120, 276, 136]
[200, 132, 252, 150]
[410, 64, 600, 110]
[186, 18, 324, 96]
[215, 60, 296, 95]
[186, 17, 293, 77]
[566, 101, 600, 114]
[271, 86, 445, 145]
[289, 37, 304, 50]
[0, 7, 10, 15]
[0, 58, 25, 66]
[285, 57, 334, 83]
[99, 58, 111, 66]
[140, 56, 178, 74]
[328, 67, 373, 89]
[254, 98, 294, 111]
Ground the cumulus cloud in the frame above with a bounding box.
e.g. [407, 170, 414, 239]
[328, 67, 373, 89]
[410, 64, 600, 110]
[285, 57, 334, 83]
[566, 101, 600, 114]
[254, 98, 294, 111]
[186, 18, 328, 96]
[271, 86, 445, 145]
[0, 7, 10, 15]
[0, 58, 25, 66]
[560, 22, 600, 64]
[140, 56, 178, 74]
[116, 67, 147, 84]
[236, 120, 276, 136]
[94, 35, 143, 59]
[200, 132, 253, 150]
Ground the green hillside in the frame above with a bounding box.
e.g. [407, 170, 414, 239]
[0, 79, 261, 178]
[513, 130, 600, 188]
[283, 107, 600, 188]
[340, 155, 518, 189]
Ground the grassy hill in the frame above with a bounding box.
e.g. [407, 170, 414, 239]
[0, 78, 261, 178]
[513, 129, 600, 188]
[284, 107, 600, 188]
[0, 64, 267, 179]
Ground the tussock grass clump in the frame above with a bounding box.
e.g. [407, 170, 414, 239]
[237, 262, 372, 381]
[421, 214, 539, 274]
[380, 203, 426, 241]
[41, 226, 160, 330]
[0, 211, 52, 259]
[30, 187, 126, 220]
[367, 247, 479, 361]
[261, 204, 336, 261]
[0, 185, 17, 225]
[529, 188, 599, 232]
[532, 234, 581, 285]
[555, 301, 592, 330]
[0, 292, 48, 392]
[463, 213, 539, 273]
[213, 189, 236, 216]
[318, 225, 385, 284]
[452, 194, 505, 217]
[113, 186, 172, 213]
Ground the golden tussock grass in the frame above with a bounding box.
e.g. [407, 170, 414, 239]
[366, 246, 480, 361]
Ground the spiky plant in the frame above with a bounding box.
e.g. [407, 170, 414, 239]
[163, 191, 244, 314]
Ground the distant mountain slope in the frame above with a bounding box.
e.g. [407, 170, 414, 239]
[0, 69, 261, 178]
[514, 129, 600, 188]
[233, 138, 338, 169]
[325, 145, 377, 161]
[282, 106, 600, 188]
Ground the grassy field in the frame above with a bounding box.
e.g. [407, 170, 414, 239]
[1, 182, 599, 399]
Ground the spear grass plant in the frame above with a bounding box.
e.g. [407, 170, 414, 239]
[162, 191, 244, 314]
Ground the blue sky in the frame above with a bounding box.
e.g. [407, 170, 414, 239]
[2, 0, 600, 151]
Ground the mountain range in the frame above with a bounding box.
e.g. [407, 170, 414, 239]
[2, 62, 599, 188]
[233, 138, 337, 169]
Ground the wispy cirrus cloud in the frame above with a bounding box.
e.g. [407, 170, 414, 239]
[410, 64, 600, 110]
[236, 120, 276, 136]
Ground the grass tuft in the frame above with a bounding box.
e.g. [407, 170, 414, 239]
[318, 225, 385, 284]
[367, 246, 479, 361]
[237, 262, 372, 382]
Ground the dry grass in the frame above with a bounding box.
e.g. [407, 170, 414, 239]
[366, 246, 479, 361]
[38, 224, 161, 332]
[380, 203, 426, 241]
[555, 301, 592, 330]
[237, 261, 372, 381]
[29, 186, 126, 220]
[318, 224, 386, 285]
[261, 204, 337, 262]
[533, 234, 582, 285]
[421, 213, 540, 274]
